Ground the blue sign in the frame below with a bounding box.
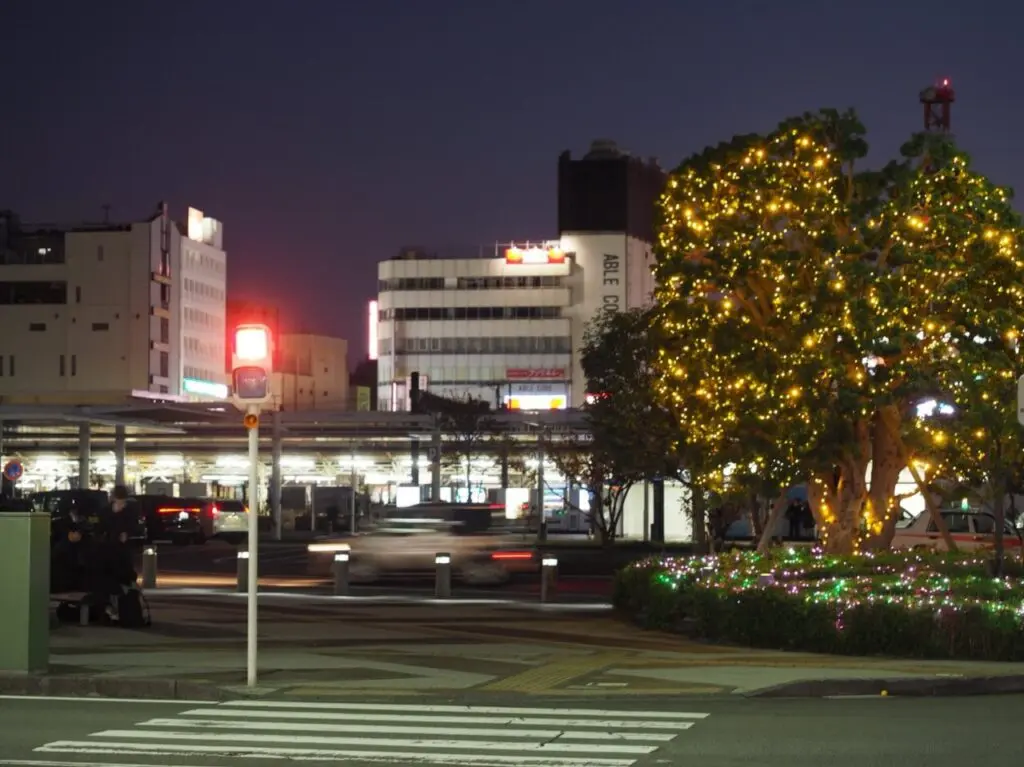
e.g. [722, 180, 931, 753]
[3, 461, 23, 482]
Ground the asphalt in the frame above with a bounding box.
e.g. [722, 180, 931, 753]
[1, 693, 1021, 766]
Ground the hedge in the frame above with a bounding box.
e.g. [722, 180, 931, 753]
[613, 547, 1024, 661]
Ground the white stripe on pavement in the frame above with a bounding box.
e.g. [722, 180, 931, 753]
[87, 731, 657, 755]
[139, 717, 681, 741]
[181, 707, 695, 730]
[0, 695, 211, 705]
[219, 699, 710, 719]
[34, 699, 708, 765]
[35, 743, 636, 767]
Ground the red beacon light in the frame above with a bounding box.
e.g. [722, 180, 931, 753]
[231, 323, 274, 407]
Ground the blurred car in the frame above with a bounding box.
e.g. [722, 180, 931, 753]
[195, 498, 248, 545]
[892, 509, 1023, 552]
[309, 503, 538, 585]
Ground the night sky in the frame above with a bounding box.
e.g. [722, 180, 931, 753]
[3, 1, 1020, 360]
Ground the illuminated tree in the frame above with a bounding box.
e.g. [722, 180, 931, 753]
[652, 110, 1022, 553]
[897, 137, 1024, 572]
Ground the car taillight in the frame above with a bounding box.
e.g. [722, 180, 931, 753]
[158, 507, 199, 515]
[491, 551, 533, 561]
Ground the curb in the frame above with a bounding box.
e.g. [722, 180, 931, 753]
[0, 673, 258, 701]
[747, 674, 1024, 698]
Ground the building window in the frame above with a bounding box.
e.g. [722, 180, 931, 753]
[92, 322, 109, 331]
[0, 281, 67, 305]
[382, 306, 561, 322]
[160, 317, 169, 343]
[8, 356, 14, 376]
[160, 283, 170, 308]
[75, 286, 81, 303]
[159, 385, 169, 394]
[71, 354, 77, 377]
[28, 322, 46, 332]
[158, 351, 169, 378]
[59, 355, 65, 377]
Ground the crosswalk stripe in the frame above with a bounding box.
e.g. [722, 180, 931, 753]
[35, 743, 637, 767]
[139, 717, 680, 741]
[182, 707, 694, 730]
[219, 699, 710, 719]
[35, 699, 709, 766]
[88, 730, 657, 755]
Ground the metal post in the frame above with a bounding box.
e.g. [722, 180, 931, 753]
[271, 410, 282, 541]
[536, 433, 546, 542]
[642, 479, 650, 543]
[141, 547, 157, 589]
[434, 552, 451, 599]
[350, 448, 358, 535]
[77, 423, 91, 490]
[540, 556, 558, 603]
[114, 425, 127, 488]
[246, 406, 260, 688]
[236, 549, 249, 593]
[430, 419, 442, 502]
[333, 550, 350, 595]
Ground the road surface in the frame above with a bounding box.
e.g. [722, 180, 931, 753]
[1, 693, 1020, 766]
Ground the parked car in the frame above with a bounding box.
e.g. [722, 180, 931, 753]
[33, 489, 147, 545]
[194, 498, 248, 545]
[131, 495, 205, 545]
[892, 509, 1023, 552]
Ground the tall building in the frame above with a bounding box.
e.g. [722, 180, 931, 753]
[0, 203, 228, 403]
[374, 141, 666, 410]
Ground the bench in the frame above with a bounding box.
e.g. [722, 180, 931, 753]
[50, 591, 96, 627]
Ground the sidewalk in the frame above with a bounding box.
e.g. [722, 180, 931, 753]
[6, 592, 1024, 700]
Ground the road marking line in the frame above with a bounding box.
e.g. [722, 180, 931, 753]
[88, 730, 656, 755]
[34, 742, 636, 766]
[0, 695, 210, 705]
[182, 707, 696, 729]
[140, 717, 679, 741]
[219, 700, 710, 719]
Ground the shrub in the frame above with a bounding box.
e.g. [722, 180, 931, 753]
[614, 547, 1024, 661]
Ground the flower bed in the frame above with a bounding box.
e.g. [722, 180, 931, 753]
[613, 548, 1024, 661]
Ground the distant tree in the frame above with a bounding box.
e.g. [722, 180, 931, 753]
[579, 307, 711, 546]
[420, 392, 497, 502]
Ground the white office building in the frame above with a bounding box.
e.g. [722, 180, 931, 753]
[0, 203, 228, 404]
[374, 140, 665, 411]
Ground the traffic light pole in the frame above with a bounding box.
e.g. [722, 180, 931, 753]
[246, 404, 260, 688]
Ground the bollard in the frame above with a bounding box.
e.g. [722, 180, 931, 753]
[141, 547, 158, 590]
[333, 550, 350, 596]
[435, 552, 452, 599]
[540, 556, 558, 603]
[236, 550, 249, 593]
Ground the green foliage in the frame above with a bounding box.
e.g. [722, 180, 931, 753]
[614, 548, 1024, 660]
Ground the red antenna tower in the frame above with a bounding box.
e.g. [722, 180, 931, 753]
[920, 78, 955, 133]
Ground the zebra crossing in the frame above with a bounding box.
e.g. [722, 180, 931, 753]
[34, 698, 709, 766]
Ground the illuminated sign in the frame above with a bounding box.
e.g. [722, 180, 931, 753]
[507, 368, 565, 380]
[186, 207, 222, 246]
[183, 378, 229, 399]
[233, 366, 270, 400]
[368, 299, 379, 361]
[506, 395, 567, 411]
[505, 247, 565, 265]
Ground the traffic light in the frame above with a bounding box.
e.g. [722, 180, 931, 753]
[231, 323, 274, 408]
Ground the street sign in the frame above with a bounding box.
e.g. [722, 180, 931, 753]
[2, 460, 22, 482]
[1018, 375, 1024, 426]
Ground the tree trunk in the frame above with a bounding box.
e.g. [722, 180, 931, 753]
[864, 413, 904, 549]
[755, 494, 789, 553]
[691, 486, 708, 553]
[993, 471, 1006, 577]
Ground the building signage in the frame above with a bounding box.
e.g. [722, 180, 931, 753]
[183, 377, 229, 399]
[506, 247, 565, 265]
[602, 252, 621, 311]
[511, 383, 560, 394]
[506, 368, 565, 380]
